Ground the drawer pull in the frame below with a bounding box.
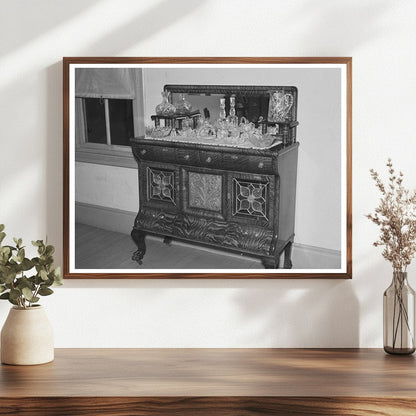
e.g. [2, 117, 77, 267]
[206, 157, 212, 163]
[258, 162, 264, 169]
[140, 149, 147, 155]
[184, 154, 190, 160]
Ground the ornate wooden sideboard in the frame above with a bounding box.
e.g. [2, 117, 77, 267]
[131, 85, 299, 269]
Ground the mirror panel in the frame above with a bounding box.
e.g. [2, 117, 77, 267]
[166, 84, 298, 126]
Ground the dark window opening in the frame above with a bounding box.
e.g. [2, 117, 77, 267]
[84, 98, 134, 146]
[85, 98, 107, 144]
[109, 99, 134, 146]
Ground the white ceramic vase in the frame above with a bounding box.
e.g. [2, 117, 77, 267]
[1, 305, 54, 365]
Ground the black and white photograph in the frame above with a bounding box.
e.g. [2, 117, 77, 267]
[64, 59, 351, 278]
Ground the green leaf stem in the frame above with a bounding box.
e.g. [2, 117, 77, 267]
[0, 225, 62, 308]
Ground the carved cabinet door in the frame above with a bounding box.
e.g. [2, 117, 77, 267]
[227, 172, 275, 229]
[139, 162, 180, 211]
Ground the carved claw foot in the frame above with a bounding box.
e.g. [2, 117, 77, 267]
[132, 249, 145, 265]
[163, 236, 173, 246]
[284, 259, 293, 269]
[283, 242, 293, 269]
[262, 257, 277, 269]
[131, 229, 146, 266]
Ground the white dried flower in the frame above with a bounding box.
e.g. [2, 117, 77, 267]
[366, 159, 416, 272]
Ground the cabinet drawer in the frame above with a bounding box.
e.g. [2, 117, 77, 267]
[199, 150, 222, 168]
[136, 145, 153, 160]
[135, 145, 159, 161]
[222, 153, 241, 168]
[176, 148, 199, 165]
[223, 153, 274, 173]
[157, 146, 176, 163]
[247, 156, 273, 173]
[137, 145, 176, 163]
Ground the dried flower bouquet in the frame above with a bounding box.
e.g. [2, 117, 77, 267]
[367, 159, 416, 353]
[367, 159, 416, 272]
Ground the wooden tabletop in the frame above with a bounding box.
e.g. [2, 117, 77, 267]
[1, 348, 416, 415]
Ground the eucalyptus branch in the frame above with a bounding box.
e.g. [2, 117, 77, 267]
[0, 225, 62, 309]
[32, 284, 41, 301]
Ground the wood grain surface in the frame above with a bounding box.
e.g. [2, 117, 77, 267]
[1, 348, 415, 415]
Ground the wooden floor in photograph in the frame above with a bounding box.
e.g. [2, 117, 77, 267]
[75, 223, 340, 270]
[1, 349, 415, 415]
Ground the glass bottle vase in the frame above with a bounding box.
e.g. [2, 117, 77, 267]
[383, 271, 415, 355]
[227, 95, 238, 127]
[175, 93, 192, 114]
[155, 91, 176, 116]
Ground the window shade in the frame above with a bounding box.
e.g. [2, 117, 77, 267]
[75, 68, 135, 99]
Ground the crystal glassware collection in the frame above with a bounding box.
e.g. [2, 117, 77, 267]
[151, 93, 280, 148]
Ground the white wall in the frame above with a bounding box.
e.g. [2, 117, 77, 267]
[76, 162, 139, 212]
[1, 0, 416, 347]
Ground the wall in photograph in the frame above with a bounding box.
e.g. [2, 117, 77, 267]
[75, 162, 139, 212]
[0, 0, 416, 348]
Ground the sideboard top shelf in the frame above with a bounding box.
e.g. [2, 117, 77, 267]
[1, 349, 415, 398]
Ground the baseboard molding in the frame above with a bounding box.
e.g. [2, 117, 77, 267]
[75, 202, 136, 235]
[292, 242, 341, 269]
[75, 202, 341, 268]
[294, 242, 341, 257]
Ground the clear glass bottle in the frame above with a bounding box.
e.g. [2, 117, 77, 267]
[227, 96, 238, 127]
[155, 91, 176, 116]
[384, 271, 415, 355]
[175, 94, 192, 114]
[219, 97, 226, 120]
[215, 98, 228, 140]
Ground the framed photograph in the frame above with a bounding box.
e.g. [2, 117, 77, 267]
[63, 57, 352, 279]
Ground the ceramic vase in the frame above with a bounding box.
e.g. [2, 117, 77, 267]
[1, 305, 54, 365]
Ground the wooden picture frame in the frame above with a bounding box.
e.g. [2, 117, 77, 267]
[63, 57, 352, 279]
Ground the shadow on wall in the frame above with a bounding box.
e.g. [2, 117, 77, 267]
[232, 280, 359, 347]
[290, 0, 393, 53]
[78, 0, 204, 55]
[60, 276, 359, 348]
[1, 0, 203, 57]
[0, 0, 101, 56]
[46, 62, 64, 264]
